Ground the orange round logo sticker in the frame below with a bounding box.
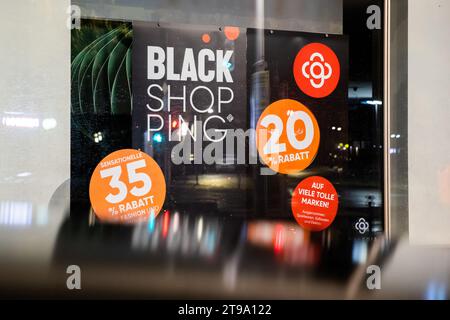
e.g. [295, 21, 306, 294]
[293, 43, 340, 98]
[89, 149, 166, 224]
[256, 99, 320, 174]
[291, 176, 338, 232]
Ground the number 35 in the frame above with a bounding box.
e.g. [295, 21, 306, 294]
[99, 159, 152, 204]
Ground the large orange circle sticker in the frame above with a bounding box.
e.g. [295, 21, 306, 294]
[291, 176, 338, 232]
[293, 43, 340, 98]
[89, 149, 166, 224]
[256, 99, 320, 174]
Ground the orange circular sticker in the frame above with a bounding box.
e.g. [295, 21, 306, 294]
[202, 33, 211, 43]
[291, 176, 338, 232]
[293, 43, 340, 98]
[256, 99, 320, 174]
[89, 149, 166, 224]
[224, 26, 240, 41]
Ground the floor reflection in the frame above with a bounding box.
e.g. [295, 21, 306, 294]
[0, 181, 448, 300]
[0, 195, 448, 299]
[51, 206, 387, 298]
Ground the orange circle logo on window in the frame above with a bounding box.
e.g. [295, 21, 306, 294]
[89, 149, 166, 224]
[291, 176, 339, 232]
[256, 99, 320, 174]
[293, 43, 340, 98]
[224, 26, 240, 41]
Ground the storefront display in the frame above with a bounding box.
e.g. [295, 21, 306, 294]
[70, 18, 380, 236]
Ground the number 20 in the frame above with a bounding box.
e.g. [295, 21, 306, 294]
[260, 111, 315, 155]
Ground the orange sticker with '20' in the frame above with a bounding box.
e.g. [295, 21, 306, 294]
[89, 149, 166, 224]
[256, 99, 320, 174]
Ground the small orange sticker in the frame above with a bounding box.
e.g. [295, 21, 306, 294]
[256, 99, 320, 174]
[89, 149, 166, 224]
[224, 26, 240, 41]
[202, 33, 211, 43]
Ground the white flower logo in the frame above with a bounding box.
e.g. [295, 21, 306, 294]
[355, 218, 370, 235]
[301, 52, 333, 89]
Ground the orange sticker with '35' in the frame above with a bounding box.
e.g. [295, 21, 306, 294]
[89, 149, 166, 224]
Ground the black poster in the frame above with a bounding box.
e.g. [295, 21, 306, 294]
[132, 22, 247, 168]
